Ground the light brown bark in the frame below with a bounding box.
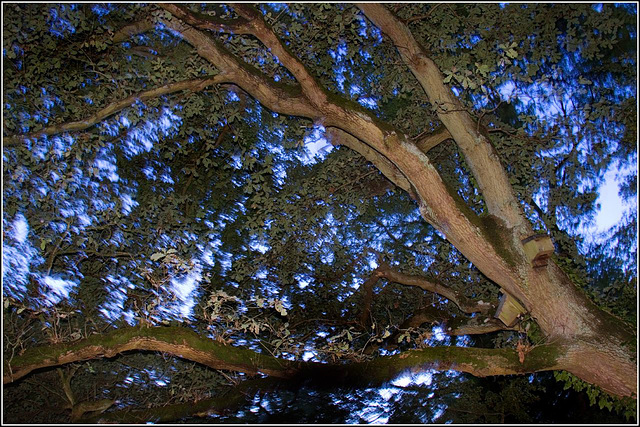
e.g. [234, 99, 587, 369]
[4, 3, 635, 399]
[157, 7, 528, 306]
[357, 3, 528, 235]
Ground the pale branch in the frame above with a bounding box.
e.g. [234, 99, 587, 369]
[376, 261, 495, 314]
[162, 4, 387, 155]
[159, 16, 316, 119]
[4, 326, 567, 389]
[227, 3, 330, 108]
[160, 6, 526, 305]
[3, 75, 229, 147]
[161, 2, 333, 116]
[354, 6, 639, 398]
[326, 127, 411, 193]
[413, 125, 453, 152]
[357, 4, 529, 234]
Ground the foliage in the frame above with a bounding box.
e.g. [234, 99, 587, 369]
[553, 371, 637, 422]
[2, 2, 636, 424]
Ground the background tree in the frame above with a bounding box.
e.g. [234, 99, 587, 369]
[2, 2, 637, 423]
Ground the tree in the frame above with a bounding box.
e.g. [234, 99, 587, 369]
[2, 2, 637, 423]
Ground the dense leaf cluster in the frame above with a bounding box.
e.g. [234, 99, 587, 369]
[2, 3, 636, 423]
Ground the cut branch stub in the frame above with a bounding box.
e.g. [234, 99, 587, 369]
[521, 233, 554, 267]
[494, 291, 527, 327]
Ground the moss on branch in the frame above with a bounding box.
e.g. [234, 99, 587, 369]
[3, 326, 296, 384]
[4, 326, 567, 391]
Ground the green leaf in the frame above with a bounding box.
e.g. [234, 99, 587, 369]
[150, 252, 165, 261]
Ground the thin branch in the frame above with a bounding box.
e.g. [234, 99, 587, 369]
[377, 261, 495, 314]
[405, 4, 443, 24]
[4, 75, 229, 146]
[159, 4, 251, 35]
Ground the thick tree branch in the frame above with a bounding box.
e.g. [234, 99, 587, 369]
[4, 326, 567, 388]
[355, 9, 638, 397]
[357, 3, 529, 234]
[159, 15, 316, 119]
[159, 6, 527, 306]
[326, 127, 411, 193]
[9, 324, 633, 397]
[4, 75, 229, 146]
[3, 326, 295, 385]
[227, 3, 330, 108]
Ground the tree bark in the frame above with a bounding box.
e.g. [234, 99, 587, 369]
[4, 326, 567, 387]
[3, 75, 229, 147]
[4, 3, 635, 399]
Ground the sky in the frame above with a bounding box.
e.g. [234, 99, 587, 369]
[1, 6, 636, 424]
[594, 168, 625, 231]
[303, 130, 633, 240]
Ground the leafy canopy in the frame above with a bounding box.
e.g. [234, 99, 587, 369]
[2, 2, 636, 423]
